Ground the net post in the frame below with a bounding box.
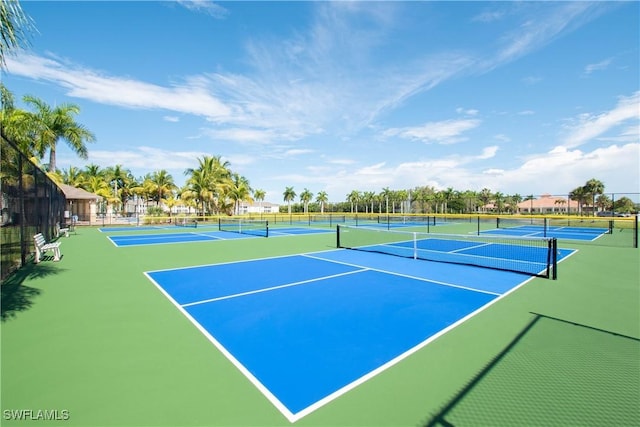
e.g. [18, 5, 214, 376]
[544, 217, 548, 238]
[265, 220, 269, 238]
[634, 215, 639, 249]
[218, 217, 221, 231]
[552, 238, 558, 279]
[477, 216, 480, 235]
[336, 224, 341, 248]
[608, 220, 613, 234]
[413, 232, 417, 259]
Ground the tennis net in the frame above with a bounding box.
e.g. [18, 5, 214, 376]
[497, 217, 612, 235]
[378, 215, 435, 226]
[218, 218, 269, 237]
[174, 217, 197, 228]
[337, 225, 557, 279]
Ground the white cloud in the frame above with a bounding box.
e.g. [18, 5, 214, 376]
[74, 146, 206, 174]
[584, 58, 612, 75]
[478, 146, 499, 159]
[305, 142, 639, 200]
[6, 54, 232, 119]
[176, 0, 229, 18]
[283, 149, 315, 157]
[383, 119, 481, 144]
[562, 91, 640, 148]
[202, 127, 279, 144]
[488, 2, 608, 69]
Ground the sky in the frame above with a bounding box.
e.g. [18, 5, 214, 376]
[3, 1, 639, 204]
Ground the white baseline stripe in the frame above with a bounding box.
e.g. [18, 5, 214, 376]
[287, 269, 537, 422]
[142, 271, 298, 423]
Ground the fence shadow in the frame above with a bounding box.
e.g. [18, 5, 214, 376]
[1, 262, 61, 321]
[422, 313, 640, 427]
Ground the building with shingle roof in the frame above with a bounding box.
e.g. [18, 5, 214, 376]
[57, 183, 101, 224]
[517, 194, 579, 214]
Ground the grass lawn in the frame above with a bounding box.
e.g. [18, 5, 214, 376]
[2, 224, 638, 426]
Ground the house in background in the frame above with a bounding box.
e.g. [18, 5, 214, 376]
[58, 183, 101, 225]
[517, 194, 579, 214]
[238, 201, 280, 215]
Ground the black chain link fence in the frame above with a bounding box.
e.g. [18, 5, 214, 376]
[1, 131, 66, 281]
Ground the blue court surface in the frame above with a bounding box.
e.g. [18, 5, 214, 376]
[145, 245, 575, 422]
[483, 225, 609, 241]
[269, 227, 331, 236]
[107, 230, 252, 247]
[107, 227, 329, 247]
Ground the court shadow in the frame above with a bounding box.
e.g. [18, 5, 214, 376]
[421, 313, 640, 427]
[1, 262, 60, 321]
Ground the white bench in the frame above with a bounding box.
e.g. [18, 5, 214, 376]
[34, 233, 62, 263]
[56, 223, 70, 238]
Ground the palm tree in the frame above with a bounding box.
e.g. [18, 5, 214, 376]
[253, 189, 266, 214]
[148, 169, 177, 207]
[177, 184, 198, 216]
[362, 191, 376, 214]
[380, 187, 392, 214]
[84, 175, 111, 217]
[347, 190, 361, 214]
[523, 194, 535, 214]
[595, 194, 611, 213]
[460, 190, 478, 214]
[61, 166, 84, 187]
[184, 155, 232, 215]
[184, 169, 214, 216]
[554, 198, 567, 214]
[228, 173, 253, 215]
[569, 186, 587, 216]
[162, 194, 180, 219]
[441, 187, 455, 214]
[493, 192, 505, 214]
[584, 178, 605, 216]
[315, 191, 328, 214]
[105, 165, 133, 215]
[0, 0, 36, 69]
[478, 188, 493, 213]
[21, 95, 95, 172]
[283, 186, 296, 214]
[0, 83, 37, 156]
[299, 188, 313, 214]
[510, 193, 523, 214]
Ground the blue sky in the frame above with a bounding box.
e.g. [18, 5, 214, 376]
[3, 1, 639, 203]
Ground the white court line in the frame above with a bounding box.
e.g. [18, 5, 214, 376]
[143, 271, 299, 423]
[143, 249, 546, 422]
[144, 246, 579, 422]
[109, 232, 233, 247]
[145, 250, 340, 274]
[181, 268, 368, 308]
[301, 253, 502, 297]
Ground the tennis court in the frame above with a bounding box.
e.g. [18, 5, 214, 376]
[107, 227, 329, 247]
[3, 220, 638, 427]
[484, 217, 612, 241]
[144, 231, 575, 422]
